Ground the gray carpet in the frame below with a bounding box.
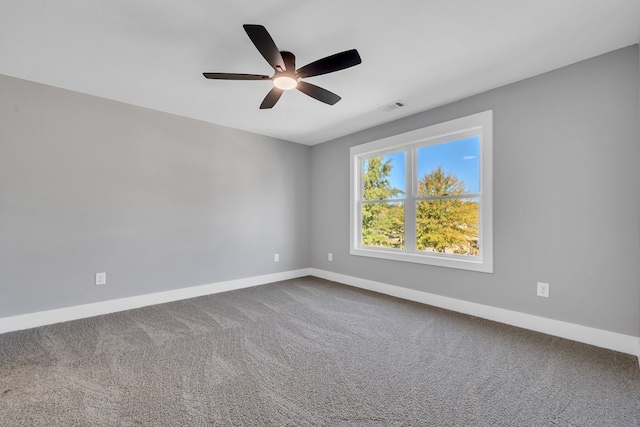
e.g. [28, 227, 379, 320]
[0, 276, 639, 426]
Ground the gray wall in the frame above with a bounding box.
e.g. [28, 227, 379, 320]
[310, 45, 640, 336]
[2, 45, 639, 338]
[0, 75, 310, 317]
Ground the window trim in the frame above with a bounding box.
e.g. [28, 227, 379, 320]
[349, 110, 493, 273]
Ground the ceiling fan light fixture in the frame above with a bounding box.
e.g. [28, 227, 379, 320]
[203, 25, 361, 108]
[273, 76, 298, 90]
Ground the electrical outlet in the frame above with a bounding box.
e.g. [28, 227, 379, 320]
[328, 253, 333, 261]
[537, 282, 549, 298]
[274, 253, 279, 262]
[96, 272, 106, 286]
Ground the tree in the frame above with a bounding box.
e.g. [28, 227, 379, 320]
[416, 166, 479, 255]
[361, 157, 404, 248]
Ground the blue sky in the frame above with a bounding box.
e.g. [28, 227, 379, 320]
[380, 136, 480, 196]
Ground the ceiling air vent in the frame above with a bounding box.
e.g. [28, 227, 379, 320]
[379, 101, 406, 112]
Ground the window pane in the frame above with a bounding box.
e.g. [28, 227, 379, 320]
[417, 137, 479, 196]
[362, 152, 405, 200]
[416, 198, 479, 256]
[362, 202, 404, 249]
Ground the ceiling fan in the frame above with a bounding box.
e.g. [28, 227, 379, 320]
[203, 25, 362, 109]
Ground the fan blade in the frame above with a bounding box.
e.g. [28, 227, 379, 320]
[296, 81, 341, 105]
[281, 51, 296, 72]
[243, 24, 286, 71]
[203, 72, 270, 80]
[296, 49, 361, 78]
[260, 87, 284, 109]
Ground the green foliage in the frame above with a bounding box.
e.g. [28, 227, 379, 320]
[417, 166, 467, 197]
[362, 203, 404, 248]
[362, 157, 403, 200]
[361, 157, 404, 248]
[416, 166, 479, 255]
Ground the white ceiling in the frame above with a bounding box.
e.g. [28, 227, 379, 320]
[1, 1, 639, 145]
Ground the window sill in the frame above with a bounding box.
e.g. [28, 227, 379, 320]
[350, 247, 493, 273]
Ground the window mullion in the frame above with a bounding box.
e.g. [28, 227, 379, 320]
[404, 147, 417, 253]
[416, 193, 480, 202]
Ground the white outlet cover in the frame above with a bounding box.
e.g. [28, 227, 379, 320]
[96, 272, 106, 286]
[537, 282, 549, 298]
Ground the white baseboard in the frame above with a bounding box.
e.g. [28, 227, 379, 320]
[0, 269, 312, 335]
[309, 268, 640, 363]
[2, 267, 639, 367]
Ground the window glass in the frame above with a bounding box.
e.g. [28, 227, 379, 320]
[362, 152, 405, 200]
[362, 202, 405, 249]
[417, 136, 480, 195]
[416, 198, 479, 256]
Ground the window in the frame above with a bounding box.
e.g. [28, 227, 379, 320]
[350, 111, 493, 273]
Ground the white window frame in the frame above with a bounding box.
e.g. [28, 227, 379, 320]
[350, 110, 493, 273]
